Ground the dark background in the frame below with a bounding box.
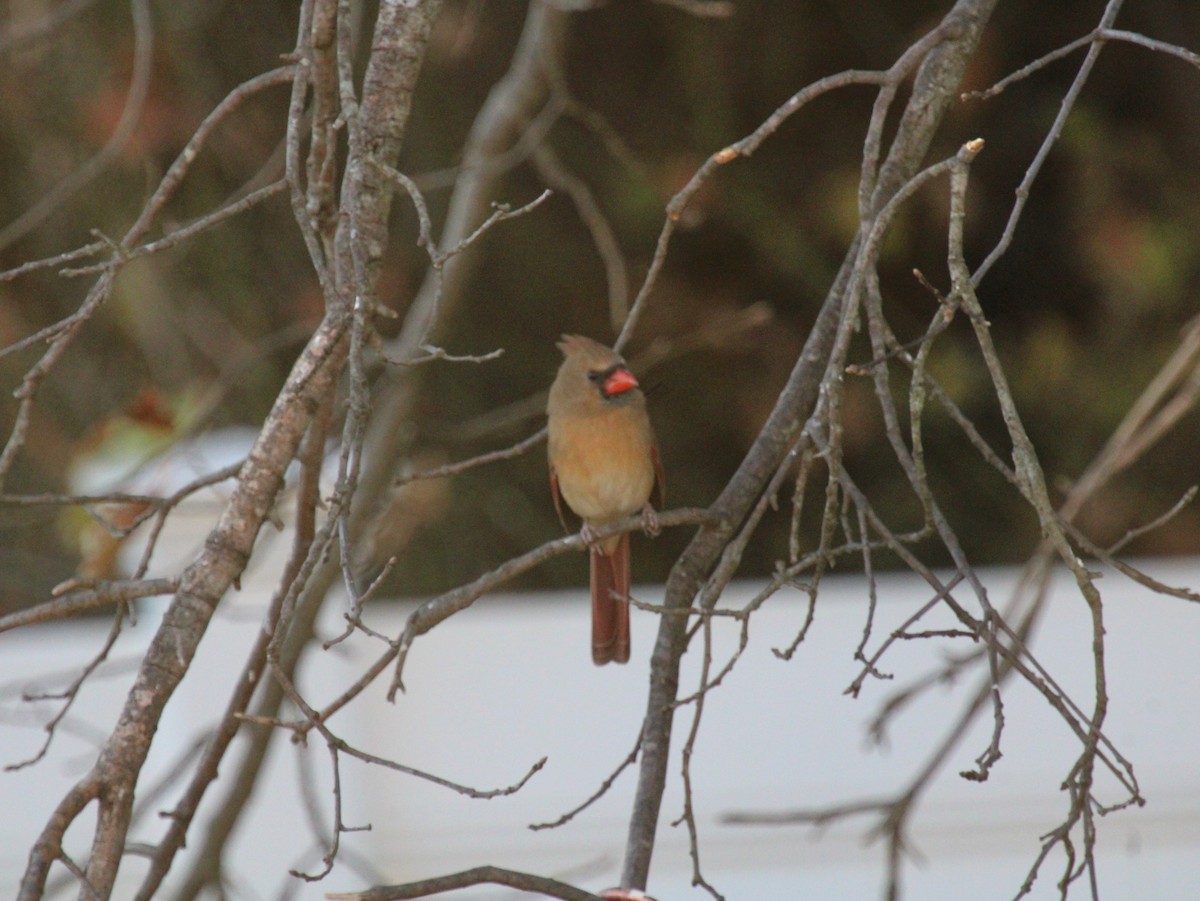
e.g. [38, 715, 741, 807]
[2, 0, 1199, 611]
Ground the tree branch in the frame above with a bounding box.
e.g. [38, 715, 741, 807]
[619, 0, 1000, 890]
[325, 866, 604, 901]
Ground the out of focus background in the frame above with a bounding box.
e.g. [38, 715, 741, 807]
[1, 2, 1199, 604]
[4, 3, 1200, 899]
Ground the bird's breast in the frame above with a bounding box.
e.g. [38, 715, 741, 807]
[548, 405, 655, 525]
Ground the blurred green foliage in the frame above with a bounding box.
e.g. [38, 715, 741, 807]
[2, 0, 1199, 612]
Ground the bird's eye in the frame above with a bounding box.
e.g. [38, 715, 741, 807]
[587, 370, 603, 382]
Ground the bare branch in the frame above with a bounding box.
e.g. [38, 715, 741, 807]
[533, 143, 629, 331]
[0, 62, 296, 492]
[0, 579, 175, 634]
[4, 612, 127, 774]
[60, 179, 290, 278]
[325, 866, 604, 901]
[616, 65, 892, 352]
[673, 615, 723, 900]
[0, 240, 107, 285]
[394, 428, 546, 487]
[388, 507, 715, 699]
[530, 729, 644, 832]
[972, 0, 1127, 285]
[965, 25, 1199, 103]
[620, 3, 1000, 889]
[290, 744, 353, 882]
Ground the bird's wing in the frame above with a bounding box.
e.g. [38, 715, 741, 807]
[549, 463, 570, 533]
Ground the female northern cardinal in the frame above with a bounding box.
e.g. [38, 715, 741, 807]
[547, 335, 664, 665]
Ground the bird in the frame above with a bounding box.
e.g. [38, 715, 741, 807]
[547, 334, 664, 665]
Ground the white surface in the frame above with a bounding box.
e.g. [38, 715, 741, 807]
[3, 549, 1199, 900]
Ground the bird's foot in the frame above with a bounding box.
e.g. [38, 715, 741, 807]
[640, 504, 661, 537]
[579, 522, 601, 550]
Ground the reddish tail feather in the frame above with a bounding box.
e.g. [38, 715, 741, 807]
[590, 532, 631, 665]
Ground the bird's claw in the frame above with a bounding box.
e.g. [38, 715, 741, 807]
[641, 504, 661, 537]
[579, 522, 600, 550]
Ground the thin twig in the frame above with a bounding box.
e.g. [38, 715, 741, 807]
[394, 428, 546, 487]
[530, 729, 644, 831]
[532, 143, 629, 331]
[5, 610, 127, 772]
[972, 0, 1127, 285]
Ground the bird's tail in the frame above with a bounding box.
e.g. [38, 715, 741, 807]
[590, 532, 631, 665]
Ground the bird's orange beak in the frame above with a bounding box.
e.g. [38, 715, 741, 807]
[603, 366, 639, 396]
